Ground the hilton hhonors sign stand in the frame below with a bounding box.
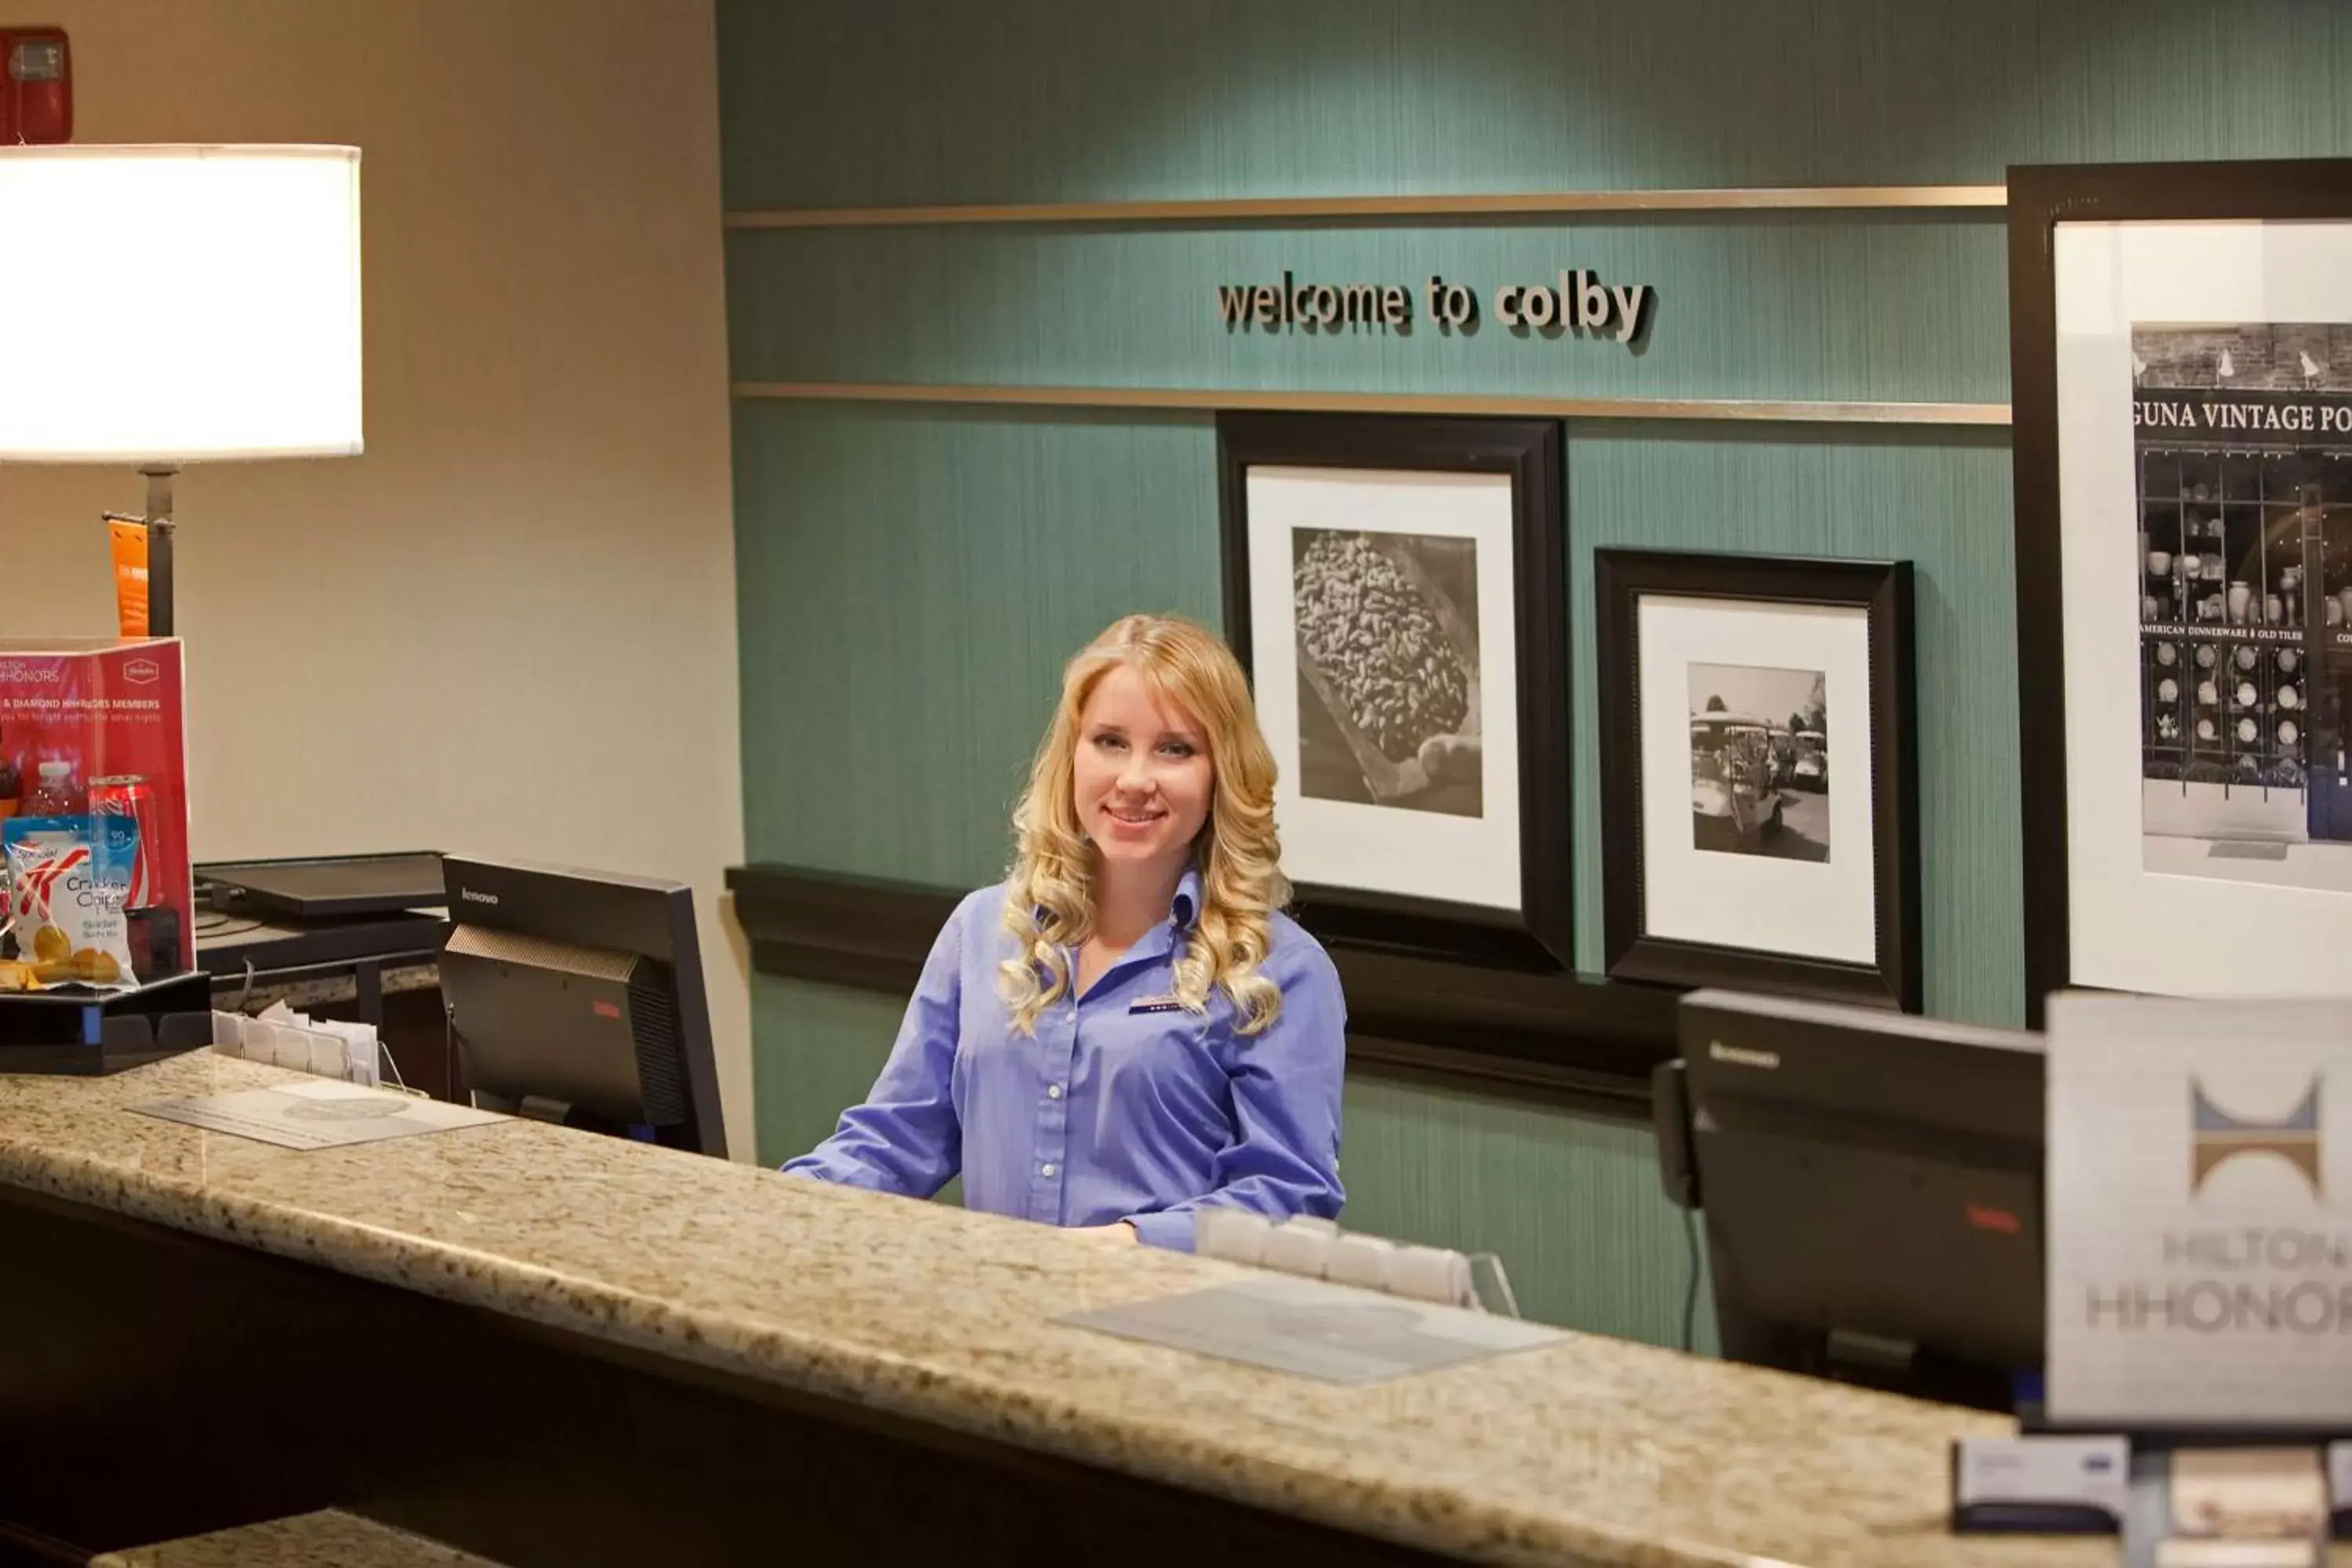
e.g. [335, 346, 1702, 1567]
[1947, 995, 2350, 1558]
[2045, 992, 2352, 1432]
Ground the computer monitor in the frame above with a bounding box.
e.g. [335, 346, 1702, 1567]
[1657, 988, 2044, 1412]
[438, 855, 727, 1159]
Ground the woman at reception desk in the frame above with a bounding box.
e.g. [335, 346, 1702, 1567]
[780, 614, 1347, 1250]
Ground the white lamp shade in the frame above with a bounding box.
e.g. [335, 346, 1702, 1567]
[0, 145, 362, 463]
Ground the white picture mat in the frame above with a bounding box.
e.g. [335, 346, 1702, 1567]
[2045, 993, 2352, 1425]
[1247, 466, 1523, 910]
[2053, 220, 2352, 996]
[1635, 594, 1877, 965]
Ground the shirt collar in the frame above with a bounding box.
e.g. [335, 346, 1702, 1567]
[1030, 866, 1203, 935]
[1025, 869, 1204, 931]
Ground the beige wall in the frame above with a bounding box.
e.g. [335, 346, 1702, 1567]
[0, 0, 753, 1156]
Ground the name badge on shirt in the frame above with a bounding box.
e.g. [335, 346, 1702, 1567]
[1128, 994, 1186, 1015]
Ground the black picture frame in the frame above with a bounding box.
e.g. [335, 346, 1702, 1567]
[1595, 548, 1919, 1011]
[2009, 158, 2352, 1027]
[1215, 411, 1571, 970]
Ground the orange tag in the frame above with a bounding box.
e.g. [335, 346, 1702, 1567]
[107, 517, 148, 639]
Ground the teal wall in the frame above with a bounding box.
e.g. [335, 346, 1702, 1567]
[718, 0, 2352, 1347]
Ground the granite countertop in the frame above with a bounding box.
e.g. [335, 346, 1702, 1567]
[0, 1053, 2180, 1567]
[92, 1508, 497, 1566]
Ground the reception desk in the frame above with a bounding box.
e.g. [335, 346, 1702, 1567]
[0, 1053, 2169, 1566]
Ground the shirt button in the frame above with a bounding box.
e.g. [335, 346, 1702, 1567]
[1040, 1163, 1057, 1177]
[1047, 1084, 1063, 1099]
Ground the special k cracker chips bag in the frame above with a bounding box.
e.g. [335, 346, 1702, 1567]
[2, 814, 139, 989]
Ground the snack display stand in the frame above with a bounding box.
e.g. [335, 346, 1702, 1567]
[0, 637, 202, 1072]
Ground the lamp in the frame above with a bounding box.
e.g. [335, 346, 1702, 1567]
[0, 144, 362, 633]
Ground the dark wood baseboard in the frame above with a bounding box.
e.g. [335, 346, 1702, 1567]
[728, 863, 1681, 1116]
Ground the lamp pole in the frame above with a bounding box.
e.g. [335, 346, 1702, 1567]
[140, 463, 176, 637]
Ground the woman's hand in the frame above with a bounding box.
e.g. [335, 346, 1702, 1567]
[1071, 1222, 1138, 1243]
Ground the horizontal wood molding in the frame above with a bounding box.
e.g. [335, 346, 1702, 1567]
[726, 185, 2008, 230]
[727, 863, 1681, 1114]
[733, 380, 2011, 427]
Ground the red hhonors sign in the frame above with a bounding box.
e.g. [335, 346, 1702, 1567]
[0, 638, 194, 980]
[2045, 993, 2352, 1428]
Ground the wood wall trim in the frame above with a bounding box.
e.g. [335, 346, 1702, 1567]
[727, 863, 1680, 1116]
[732, 380, 2013, 428]
[725, 185, 2009, 230]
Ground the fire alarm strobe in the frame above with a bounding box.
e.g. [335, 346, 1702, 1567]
[3, 27, 71, 145]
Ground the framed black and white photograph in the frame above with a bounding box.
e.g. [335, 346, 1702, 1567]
[2010, 158, 2352, 1022]
[1596, 549, 1918, 1010]
[1217, 412, 1570, 968]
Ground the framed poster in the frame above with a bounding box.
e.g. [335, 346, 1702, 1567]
[1595, 549, 1918, 1011]
[1216, 412, 1570, 968]
[2010, 158, 2352, 1024]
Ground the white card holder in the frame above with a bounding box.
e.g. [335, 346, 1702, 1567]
[2169, 1448, 2328, 1544]
[1193, 1208, 1270, 1265]
[1949, 1435, 2129, 1534]
[303, 1029, 349, 1079]
[1258, 1218, 1334, 1277]
[268, 1023, 312, 1072]
[1385, 1244, 1473, 1307]
[1323, 1232, 1394, 1290]
[217, 1011, 279, 1065]
[208, 1008, 380, 1086]
[1193, 1210, 1497, 1312]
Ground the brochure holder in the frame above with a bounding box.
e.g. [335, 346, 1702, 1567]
[1953, 1435, 2350, 1565]
[0, 971, 212, 1074]
[1950, 1434, 2129, 1534]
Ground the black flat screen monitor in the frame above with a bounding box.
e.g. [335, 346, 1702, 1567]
[201, 852, 447, 920]
[438, 855, 726, 1159]
[1671, 988, 2044, 1411]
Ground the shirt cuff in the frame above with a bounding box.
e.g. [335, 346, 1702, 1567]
[1125, 1210, 1196, 1253]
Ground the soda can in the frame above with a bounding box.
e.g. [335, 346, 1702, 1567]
[89, 774, 154, 908]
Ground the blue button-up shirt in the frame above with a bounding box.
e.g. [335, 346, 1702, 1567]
[779, 870, 1346, 1250]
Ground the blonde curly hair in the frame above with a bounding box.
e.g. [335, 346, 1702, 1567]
[998, 614, 1290, 1036]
